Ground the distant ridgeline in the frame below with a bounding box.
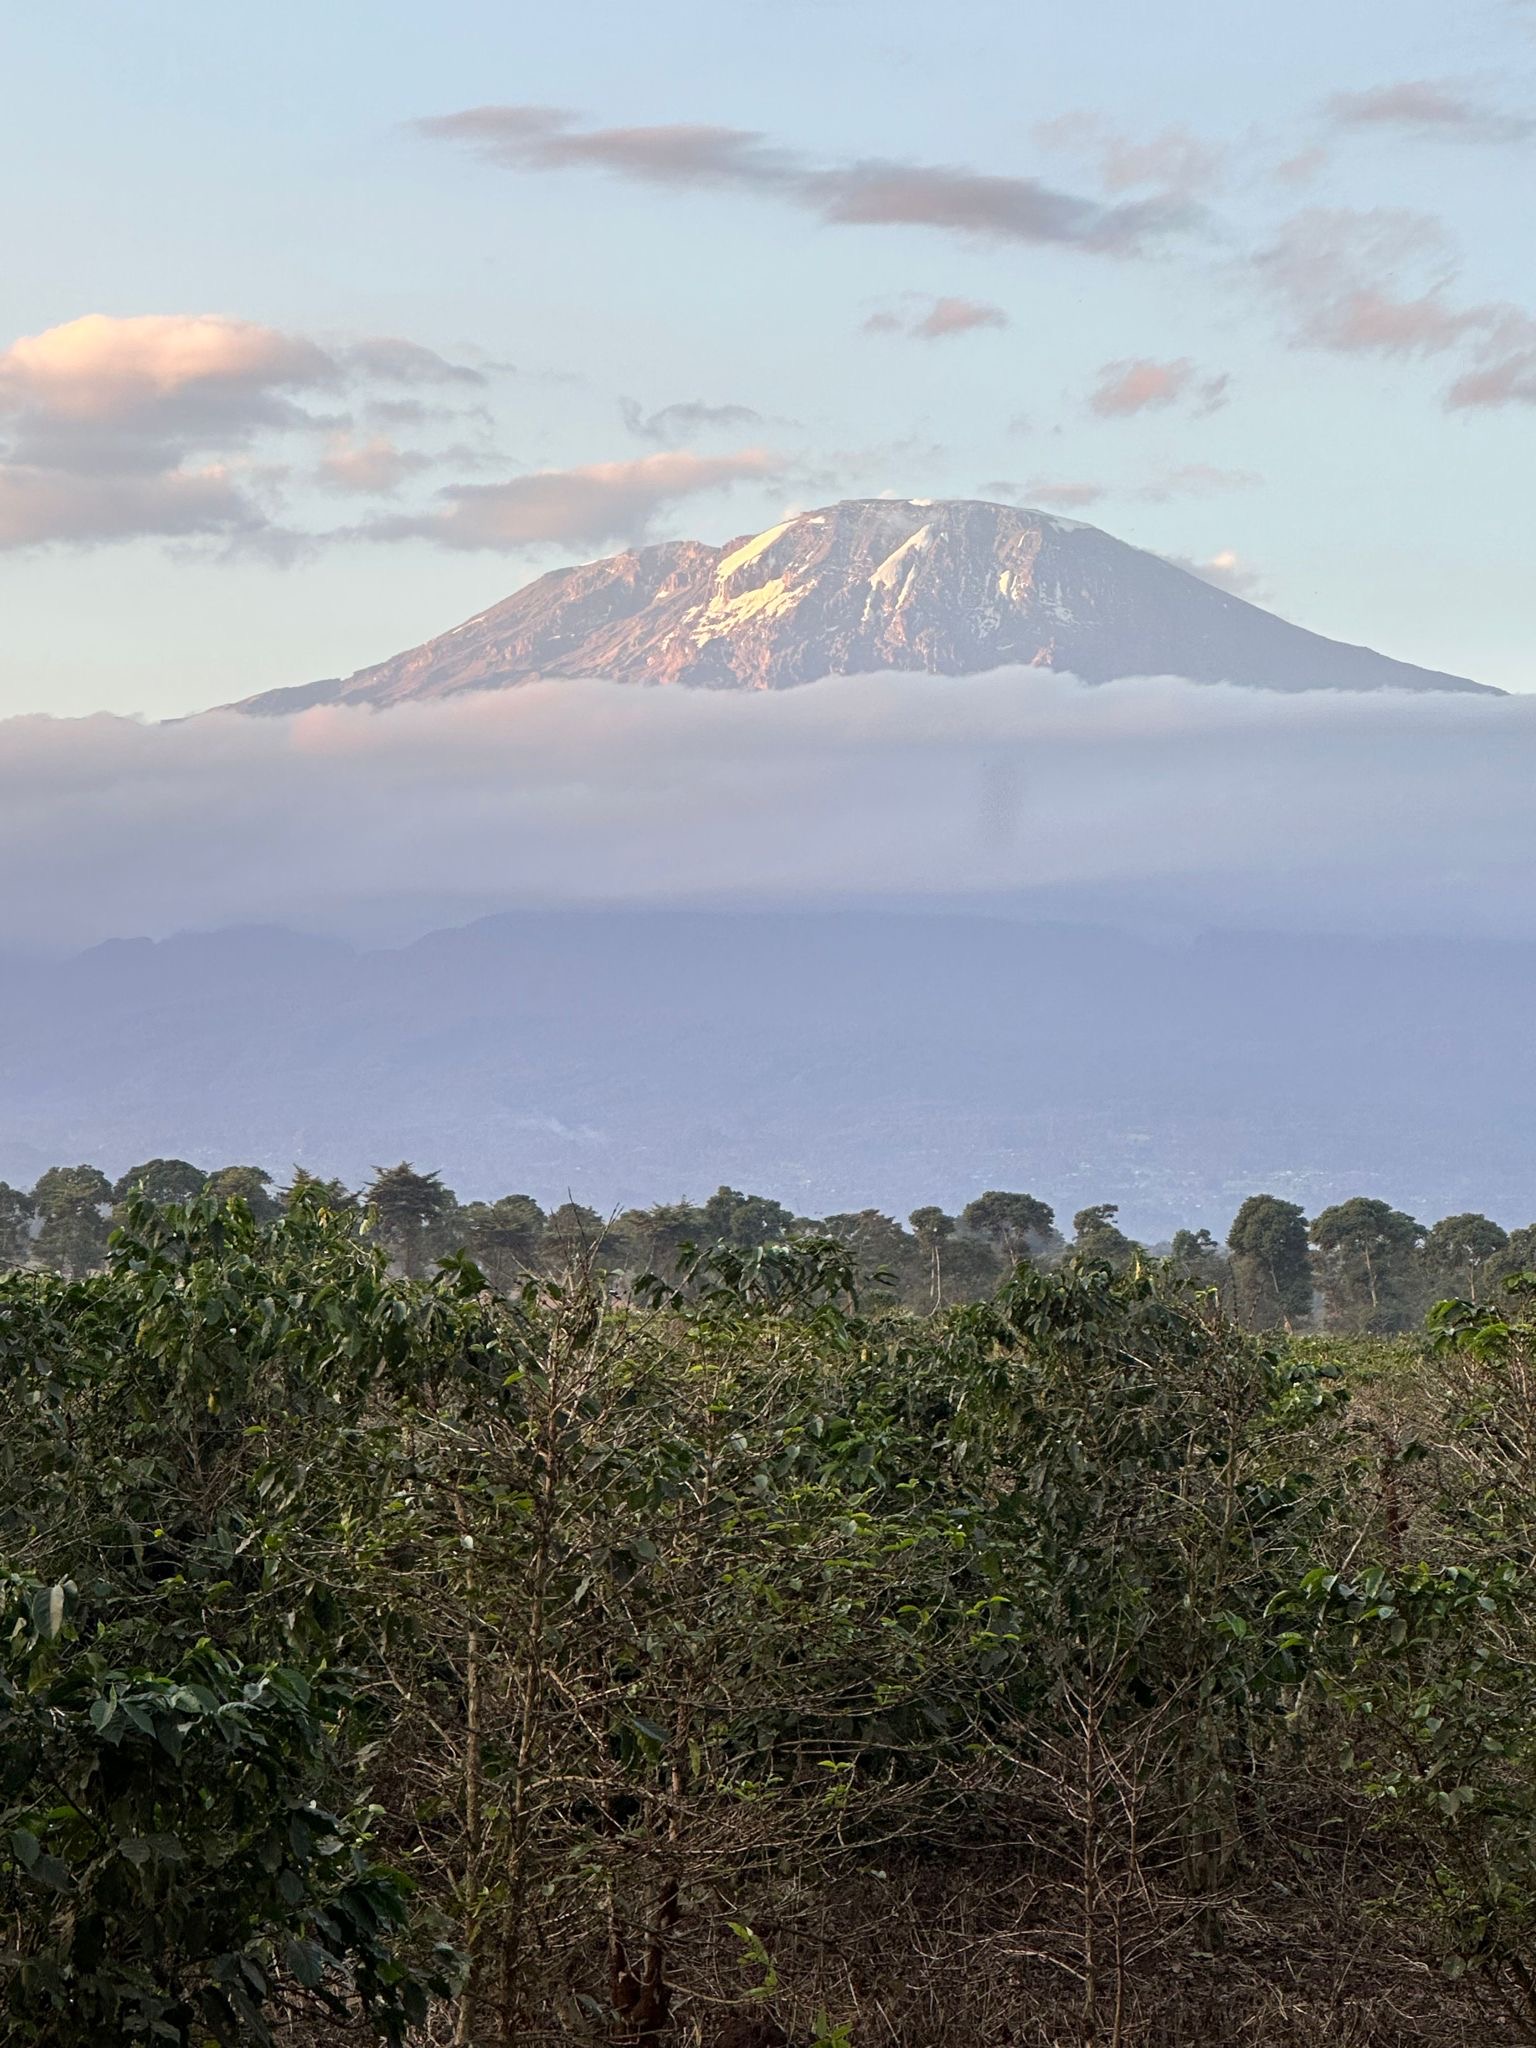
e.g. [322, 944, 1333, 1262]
[4, 1158, 1531, 1334]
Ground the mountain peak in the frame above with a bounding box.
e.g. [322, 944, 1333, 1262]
[235, 496, 1496, 712]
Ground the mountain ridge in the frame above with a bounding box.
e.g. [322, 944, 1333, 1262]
[234, 497, 1497, 712]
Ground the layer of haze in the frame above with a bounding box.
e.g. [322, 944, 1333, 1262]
[4, 674, 1529, 952]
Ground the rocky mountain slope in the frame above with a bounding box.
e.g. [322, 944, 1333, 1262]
[237, 498, 1494, 712]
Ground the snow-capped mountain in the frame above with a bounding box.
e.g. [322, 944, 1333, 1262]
[237, 498, 1495, 710]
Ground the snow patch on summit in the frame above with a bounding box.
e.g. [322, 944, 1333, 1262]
[692, 572, 804, 645]
[868, 523, 933, 594]
[715, 520, 792, 584]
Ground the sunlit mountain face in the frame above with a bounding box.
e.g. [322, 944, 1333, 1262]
[235, 498, 1495, 714]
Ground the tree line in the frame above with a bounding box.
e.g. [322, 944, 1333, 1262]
[3, 1155, 1532, 1332]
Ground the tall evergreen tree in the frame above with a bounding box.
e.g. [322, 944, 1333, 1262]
[1227, 1195, 1312, 1330]
[1072, 1204, 1139, 1272]
[364, 1163, 457, 1279]
[203, 1164, 280, 1223]
[31, 1165, 113, 1278]
[960, 1190, 1057, 1263]
[1421, 1212, 1510, 1303]
[110, 1159, 206, 1209]
[0, 1181, 35, 1269]
[1310, 1197, 1423, 1333]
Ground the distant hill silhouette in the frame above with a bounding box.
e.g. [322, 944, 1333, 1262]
[2, 909, 1530, 1236]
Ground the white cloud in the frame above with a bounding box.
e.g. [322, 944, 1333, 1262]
[0, 674, 1530, 951]
[1163, 548, 1267, 598]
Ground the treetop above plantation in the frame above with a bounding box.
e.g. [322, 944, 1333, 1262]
[0, 1160, 1530, 1333]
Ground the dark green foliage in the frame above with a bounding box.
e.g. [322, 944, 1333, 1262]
[542, 1197, 606, 1264]
[282, 1167, 360, 1213]
[0, 1181, 34, 1269]
[1311, 1196, 1424, 1331]
[959, 1187, 1056, 1259]
[0, 1192, 474, 2038]
[614, 1198, 705, 1277]
[364, 1161, 457, 1277]
[1169, 1224, 1227, 1288]
[456, 1192, 546, 1288]
[1071, 1201, 1141, 1270]
[203, 1163, 280, 1222]
[1227, 1192, 1312, 1328]
[5, 1183, 1536, 2040]
[698, 1183, 796, 1248]
[110, 1156, 207, 1208]
[906, 1205, 954, 1307]
[30, 1163, 112, 1277]
[1503, 1223, 1536, 1284]
[0, 1625, 432, 2046]
[1421, 1210, 1510, 1302]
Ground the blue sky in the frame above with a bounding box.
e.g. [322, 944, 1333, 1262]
[1, 0, 1532, 714]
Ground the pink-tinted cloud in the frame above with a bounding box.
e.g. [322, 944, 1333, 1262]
[365, 449, 782, 550]
[1032, 113, 1225, 199]
[1327, 79, 1533, 143]
[1258, 208, 1536, 406]
[417, 105, 1198, 256]
[1273, 146, 1330, 186]
[1445, 347, 1536, 408]
[864, 295, 1009, 341]
[1258, 210, 1472, 354]
[0, 314, 333, 425]
[0, 464, 263, 549]
[316, 434, 435, 496]
[1087, 356, 1229, 417]
[0, 313, 490, 549]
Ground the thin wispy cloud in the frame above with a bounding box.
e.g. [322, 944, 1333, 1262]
[1031, 113, 1227, 199]
[360, 448, 782, 550]
[1018, 479, 1108, 510]
[1015, 465, 1258, 511]
[1140, 463, 1260, 499]
[1258, 209, 1536, 407]
[1326, 79, 1534, 143]
[863, 295, 1009, 341]
[619, 398, 766, 443]
[1087, 357, 1229, 417]
[415, 105, 1201, 256]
